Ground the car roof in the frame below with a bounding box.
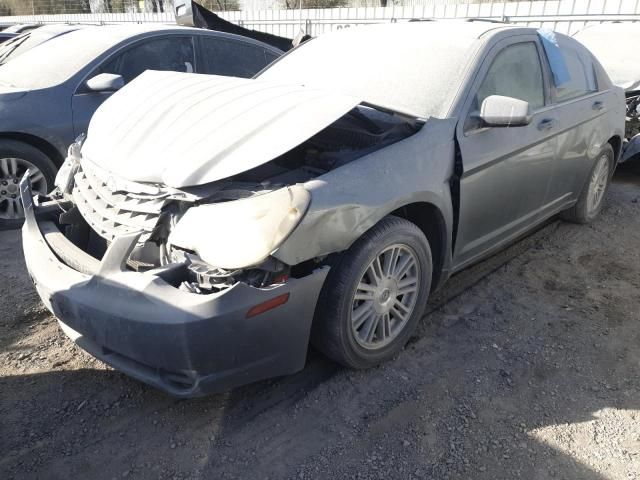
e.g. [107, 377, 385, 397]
[56, 23, 198, 42]
[573, 21, 640, 37]
[55, 23, 281, 52]
[333, 19, 519, 40]
[3, 23, 40, 33]
[28, 23, 91, 34]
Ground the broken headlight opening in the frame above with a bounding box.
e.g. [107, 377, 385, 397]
[169, 185, 310, 267]
[168, 184, 310, 293]
[178, 252, 291, 294]
[48, 159, 309, 295]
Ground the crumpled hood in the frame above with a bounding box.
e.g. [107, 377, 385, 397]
[81, 70, 362, 188]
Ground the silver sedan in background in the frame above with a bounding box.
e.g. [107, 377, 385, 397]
[573, 22, 640, 163]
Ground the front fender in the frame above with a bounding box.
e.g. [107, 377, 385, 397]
[273, 117, 457, 267]
[0, 87, 72, 158]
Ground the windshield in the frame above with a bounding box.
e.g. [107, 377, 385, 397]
[0, 28, 60, 65]
[0, 27, 118, 89]
[258, 22, 481, 118]
[0, 33, 31, 65]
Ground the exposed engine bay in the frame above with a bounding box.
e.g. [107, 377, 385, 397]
[53, 104, 421, 294]
[625, 91, 640, 143]
[227, 105, 420, 188]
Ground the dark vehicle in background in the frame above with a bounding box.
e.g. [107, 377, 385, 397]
[0, 24, 282, 229]
[20, 22, 624, 396]
[0, 32, 17, 43]
[0, 24, 86, 66]
[2, 23, 41, 34]
[574, 22, 640, 163]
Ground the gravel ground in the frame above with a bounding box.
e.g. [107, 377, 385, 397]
[1, 168, 639, 480]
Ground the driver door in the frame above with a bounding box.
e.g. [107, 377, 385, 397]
[453, 36, 558, 269]
[71, 35, 195, 138]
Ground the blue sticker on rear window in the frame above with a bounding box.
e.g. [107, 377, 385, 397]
[537, 29, 570, 86]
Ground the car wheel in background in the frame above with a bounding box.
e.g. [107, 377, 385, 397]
[312, 216, 432, 369]
[0, 139, 57, 231]
[561, 143, 614, 224]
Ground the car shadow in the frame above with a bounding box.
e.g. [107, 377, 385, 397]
[0, 229, 51, 353]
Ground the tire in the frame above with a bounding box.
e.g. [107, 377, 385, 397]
[312, 216, 432, 369]
[0, 140, 57, 231]
[561, 143, 614, 224]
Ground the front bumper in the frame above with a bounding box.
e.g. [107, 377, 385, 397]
[20, 179, 328, 397]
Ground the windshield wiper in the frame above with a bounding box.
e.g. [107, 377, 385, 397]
[0, 34, 30, 65]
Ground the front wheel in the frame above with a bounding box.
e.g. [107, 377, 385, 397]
[561, 143, 614, 224]
[312, 216, 432, 369]
[0, 140, 57, 231]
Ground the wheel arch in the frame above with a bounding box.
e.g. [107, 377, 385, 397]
[607, 135, 622, 166]
[390, 201, 448, 291]
[0, 132, 65, 168]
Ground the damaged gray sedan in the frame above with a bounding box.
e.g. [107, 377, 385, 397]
[21, 21, 625, 396]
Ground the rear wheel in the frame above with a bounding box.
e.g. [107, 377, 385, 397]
[0, 140, 57, 231]
[561, 144, 614, 224]
[312, 216, 432, 369]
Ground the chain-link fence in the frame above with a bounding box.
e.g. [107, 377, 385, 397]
[4, 0, 640, 14]
[0, 1, 171, 15]
[0, 0, 638, 35]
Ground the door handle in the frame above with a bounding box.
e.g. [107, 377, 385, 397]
[537, 118, 556, 131]
[592, 101, 604, 111]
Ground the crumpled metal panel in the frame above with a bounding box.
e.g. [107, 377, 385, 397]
[273, 117, 458, 274]
[72, 161, 166, 243]
[81, 70, 361, 188]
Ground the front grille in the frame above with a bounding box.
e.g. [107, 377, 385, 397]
[72, 160, 167, 243]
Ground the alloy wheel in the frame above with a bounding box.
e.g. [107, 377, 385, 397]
[586, 154, 609, 216]
[0, 157, 48, 220]
[350, 243, 421, 350]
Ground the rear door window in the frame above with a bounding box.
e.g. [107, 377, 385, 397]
[554, 45, 597, 102]
[198, 37, 271, 78]
[100, 36, 195, 84]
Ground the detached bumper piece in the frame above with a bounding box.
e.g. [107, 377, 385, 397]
[20, 177, 328, 397]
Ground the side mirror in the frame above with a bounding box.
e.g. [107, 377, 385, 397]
[478, 95, 531, 127]
[85, 73, 124, 93]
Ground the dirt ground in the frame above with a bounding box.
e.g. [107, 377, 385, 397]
[1, 167, 639, 480]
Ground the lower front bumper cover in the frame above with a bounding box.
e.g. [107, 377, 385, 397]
[20, 178, 328, 397]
